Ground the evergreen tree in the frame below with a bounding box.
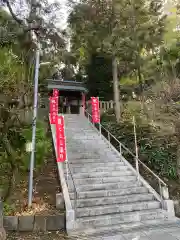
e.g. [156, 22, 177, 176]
[86, 52, 113, 100]
[69, 0, 166, 121]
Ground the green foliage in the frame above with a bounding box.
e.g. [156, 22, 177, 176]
[0, 0, 66, 203]
[0, 120, 51, 199]
[22, 121, 51, 170]
[85, 52, 113, 100]
[3, 202, 15, 216]
[163, 3, 180, 44]
[140, 138, 177, 179]
[69, 0, 166, 87]
[101, 110, 178, 180]
[120, 77, 138, 87]
[0, 47, 25, 94]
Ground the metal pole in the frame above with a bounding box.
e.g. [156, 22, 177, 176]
[28, 41, 40, 207]
[158, 180, 163, 203]
[133, 116, 140, 182]
[99, 123, 101, 137]
[108, 131, 110, 147]
[119, 143, 122, 155]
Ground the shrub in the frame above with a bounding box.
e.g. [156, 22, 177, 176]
[1, 120, 51, 201]
[101, 112, 177, 180]
[22, 121, 51, 170]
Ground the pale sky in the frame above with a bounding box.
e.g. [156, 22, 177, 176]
[49, 0, 69, 29]
[2, 0, 70, 30]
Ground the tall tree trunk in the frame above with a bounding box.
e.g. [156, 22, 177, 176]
[112, 56, 121, 123]
[175, 122, 180, 179]
[137, 63, 143, 94]
[136, 53, 144, 107]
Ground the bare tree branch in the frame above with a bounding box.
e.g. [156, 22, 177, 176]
[24, 25, 44, 33]
[4, 0, 24, 25]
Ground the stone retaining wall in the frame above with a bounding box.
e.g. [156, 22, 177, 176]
[3, 214, 65, 232]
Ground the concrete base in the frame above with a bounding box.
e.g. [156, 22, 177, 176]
[0, 227, 6, 240]
[161, 186, 169, 200]
[3, 214, 65, 232]
[79, 106, 84, 115]
[56, 193, 65, 210]
[173, 200, 180, 216]
[162, 200, 175, 218]
[66, 209, 75, 234]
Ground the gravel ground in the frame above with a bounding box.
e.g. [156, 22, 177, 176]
[7, 231, 89, 240]
[7, 231, 68, 239]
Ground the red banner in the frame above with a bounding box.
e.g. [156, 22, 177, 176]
[56, 115, 67, 162]
[53, 89, 59, 97]
[91, 97, 100, 123]
[49, 96, 58, 124]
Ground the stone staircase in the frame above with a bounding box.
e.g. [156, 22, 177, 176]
[63, 114, 177, 238]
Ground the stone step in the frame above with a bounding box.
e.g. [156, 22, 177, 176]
[65, 120, 93, 124]
[68, 176, 137, 185]
[65, 127, 92, 130]
[75, 209, 165, 229]
[69, 187, 149, 199]
[66, 170, 133, 179]
[66, 142, 108, 147]
[66, 148, 114, 153]
[66, 128, 94, 131]
[66, 132, 96, 135]
[65, 116, 87, 119]
[71, 218, 179, 239]
[65, 165, 129, 173]
[67, 136, 99, 140]
[66, 127, 92, 130]
[65, 122, 92, 124]
[65, 119, 88, 122]
[76, 201, 161, 217]
[68, 161, 124, 167]
[66, 139, 107, 144]
[66, 136, 101, 140]
[66, 130, 94, 134]
[67, 159, 121, 164]
[72, 193, 154, 208]
[67, 151, 117, 158]
[67, 154, 118, 160]
[65, 133, 100, 139]
[68, 181, 141, 192]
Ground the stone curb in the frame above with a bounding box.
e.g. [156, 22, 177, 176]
[3, 214, 65, 232]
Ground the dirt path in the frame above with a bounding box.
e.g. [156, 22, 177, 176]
[30, 154, 61, 216]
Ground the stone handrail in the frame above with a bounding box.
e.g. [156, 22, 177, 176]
[50, 123, 75, 233]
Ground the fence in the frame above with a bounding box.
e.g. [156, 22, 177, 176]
[86, 100, 114, 114]
[99, 100, 114, 112]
